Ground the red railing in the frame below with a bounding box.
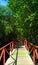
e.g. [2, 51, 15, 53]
[0, 38, 38, 65]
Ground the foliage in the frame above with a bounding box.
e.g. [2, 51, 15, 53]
[0, 0, 38, 45]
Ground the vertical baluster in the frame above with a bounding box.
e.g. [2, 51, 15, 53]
[24, 40, 28, 50]
[10, 43, 12, 51]
[11, 42, 14, 51]
[10, 43, 12, 55]
[27, 42, 30, 51]
[35, 49, 38, 59]
[32, 48, 35, 64]
[3, 49, 5, 65]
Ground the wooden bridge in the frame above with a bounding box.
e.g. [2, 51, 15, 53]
[0, 38, 38, 65]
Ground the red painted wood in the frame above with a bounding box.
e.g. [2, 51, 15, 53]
[0, 38, 38, 65]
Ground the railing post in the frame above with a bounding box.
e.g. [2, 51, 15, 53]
[10, 43, 12, 55]
[12, 42, 14, 51]
[24, 40, 29, 50]
[35, 49, 38, 59]
[32, 48, 36, 64]
[27, 42, 30, 51]
[3, 49, 5, 65]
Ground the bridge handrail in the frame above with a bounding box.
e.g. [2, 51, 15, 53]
[0, 41, 13, 50]
[0, 38, 38, 65]
[0, 39, 38, 51]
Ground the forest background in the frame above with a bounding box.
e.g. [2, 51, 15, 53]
[0, 0, 38, 46]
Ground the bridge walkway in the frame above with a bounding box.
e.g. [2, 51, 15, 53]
[5, 46, 34, 65]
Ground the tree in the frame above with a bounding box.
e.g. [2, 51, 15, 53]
[0, 0, 38, 45]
